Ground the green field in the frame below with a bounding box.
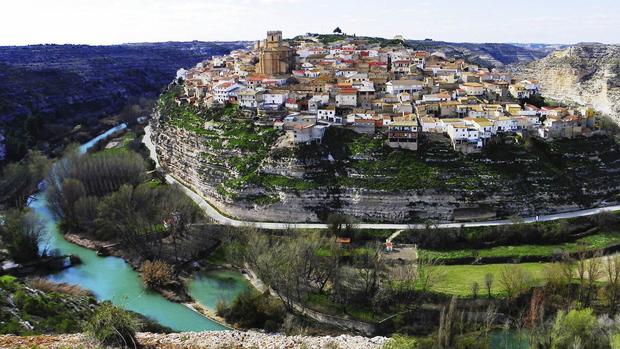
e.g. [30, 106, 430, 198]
[418, 232, 620, 261]
[428, 263, 549, 297]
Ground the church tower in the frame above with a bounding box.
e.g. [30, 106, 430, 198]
[256, 31, 295, 76]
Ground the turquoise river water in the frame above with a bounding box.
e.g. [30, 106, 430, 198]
[27, 125, 249, 332]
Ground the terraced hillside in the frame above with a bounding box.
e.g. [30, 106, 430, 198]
[152, 87, 620, 224]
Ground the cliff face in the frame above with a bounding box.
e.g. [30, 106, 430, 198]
[516, 44, 620, 124]
[152, 112, 620, 223]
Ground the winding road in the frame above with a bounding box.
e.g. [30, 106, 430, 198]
[144, 126, 620, 231]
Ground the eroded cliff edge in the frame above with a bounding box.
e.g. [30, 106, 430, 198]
[515, 44, 620, 125]
[151, 101, 620, 224]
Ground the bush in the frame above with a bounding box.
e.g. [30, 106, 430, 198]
[85, 302, 141, 348]
[217, 290, 285, 331]
[550, 308, 605, 349]
[0, 275, 18, 291]
[140, 260, 174, 289]
[383, 335, 418, 349]
[26, 278, 92, 298]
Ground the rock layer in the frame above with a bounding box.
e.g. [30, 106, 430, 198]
[152, 119, 620, 223]
[516, 44, 620, 124]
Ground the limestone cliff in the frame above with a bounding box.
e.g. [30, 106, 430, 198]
[516, 44, 620, 124]
[152, 101, 620, 223]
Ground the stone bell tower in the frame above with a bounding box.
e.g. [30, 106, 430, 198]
[256, 30, 295, 76]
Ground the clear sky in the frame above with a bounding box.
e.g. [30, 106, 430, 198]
[1, 0, 618, 46]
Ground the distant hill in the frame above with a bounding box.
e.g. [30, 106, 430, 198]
[405, 40, 558, 67]
[0, 42, 247, 124]
[0, 41, 247, 160]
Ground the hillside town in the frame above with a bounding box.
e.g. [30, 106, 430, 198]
[176, 31, 598, 154]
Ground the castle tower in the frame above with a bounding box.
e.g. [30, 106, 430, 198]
[256, 30, 295, 76]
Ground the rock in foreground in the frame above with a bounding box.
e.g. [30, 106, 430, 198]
[0, 331, 390, 349]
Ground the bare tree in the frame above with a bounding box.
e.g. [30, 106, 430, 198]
[484, 273, 494, 298]
[576, 250, 588, 300]
[353, 242, 386, 299]
[584, 251, 603, 306]
[499, 265, 533, 300]
[471, 281, 480, 299]
[576, 250, 604, 306]
[601, 255, 620, 314]
[437, 297, 460, 349]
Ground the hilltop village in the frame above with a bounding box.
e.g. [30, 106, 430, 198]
[176, 31, 597, 154]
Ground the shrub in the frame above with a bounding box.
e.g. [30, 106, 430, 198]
[85, 302, 141, 348]
[218, 290, 285, 331]
[140, 260, 174, 289]
[550, 308, 604, 349]
[383, 335, 418, 349]
[26, 278, 92, 298]
[0, 275, 17, 291]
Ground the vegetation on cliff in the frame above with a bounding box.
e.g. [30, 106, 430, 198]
[157, 85, 620, 222]
[0, 276, 95, 335]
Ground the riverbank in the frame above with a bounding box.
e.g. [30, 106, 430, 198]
[63, 233, 250, 331]
[0, 331, 390, 349]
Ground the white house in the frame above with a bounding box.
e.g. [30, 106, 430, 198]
[213, 82, 242, 104]
[419, 117, 441, 133]
[308, 94, 330, 113]
[346, 111, 375, 124]
[238, 89, 263, 109]
[290, 124, 328, 144]
[446, 122, 482, 152]
[317, 107, 338, 123]
[422, 93, 451, 103]
[262, 91, 288, 106]
[492, 116, 518, 133]
[468, 118, 495, 144]
[386, 80, 425, 95]
[336, 89, 358, 107]
[459, 83, 485, 96]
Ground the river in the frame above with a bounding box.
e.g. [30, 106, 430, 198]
[27, 124, 249, 332]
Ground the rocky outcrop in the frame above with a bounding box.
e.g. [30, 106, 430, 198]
[0, 332, 390, 349]
[515, 44, 620, 124]
[152, 118, 620, 224]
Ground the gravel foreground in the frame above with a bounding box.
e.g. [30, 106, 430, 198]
[0, 331, 391, 348]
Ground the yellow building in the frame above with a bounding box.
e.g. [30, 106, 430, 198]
[255, 31, 295, 76]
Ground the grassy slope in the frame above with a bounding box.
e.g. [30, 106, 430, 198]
[429, 263, 548, 297]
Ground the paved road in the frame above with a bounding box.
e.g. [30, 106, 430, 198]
[144, 126, 620, 231]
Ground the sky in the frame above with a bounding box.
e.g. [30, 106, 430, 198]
[0, 0, 618, 46]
